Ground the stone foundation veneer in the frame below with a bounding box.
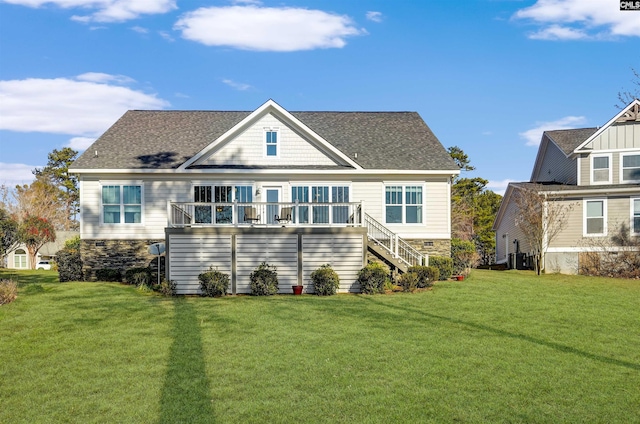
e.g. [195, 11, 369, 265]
[404, 239, 451, 259]
[80, 239, 164, 281]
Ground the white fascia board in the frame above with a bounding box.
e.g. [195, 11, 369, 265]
[573, 99, 640, 154]
[542, 186, 640, 196]
[70, 168, 460, 176]
[178, 99, 363, 171]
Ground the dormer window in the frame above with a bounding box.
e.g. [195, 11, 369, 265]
[591, 154, 611, 184]
[265, 129, 278, 157]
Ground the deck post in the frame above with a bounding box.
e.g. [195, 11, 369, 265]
[394, 234, 399, 258]
[166, 201, 171, 227]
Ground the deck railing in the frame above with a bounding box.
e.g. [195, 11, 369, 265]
[168, 201, 363, 227]
[364, 213, 426, 268]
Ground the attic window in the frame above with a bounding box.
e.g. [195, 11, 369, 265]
[265, 130, 278, 157]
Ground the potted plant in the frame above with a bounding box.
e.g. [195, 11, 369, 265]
[292, 284, 304, 295]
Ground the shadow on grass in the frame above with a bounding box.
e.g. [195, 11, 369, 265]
[159, 299, 216, 424]
[358, 296, 640, 372]
[0, 269, 59, 286]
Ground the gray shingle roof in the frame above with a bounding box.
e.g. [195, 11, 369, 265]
[545, 127, 598, 155]
[71, 110, 457, 171]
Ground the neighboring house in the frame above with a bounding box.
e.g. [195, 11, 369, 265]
[69, 99, 459, 293]
[493, 99, 640, 274]
[6, 231, 79, 269]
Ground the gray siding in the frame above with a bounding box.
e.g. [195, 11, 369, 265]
[533, 139, 576, 184]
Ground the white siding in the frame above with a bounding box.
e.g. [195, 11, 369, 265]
[197, 113, 340, 167]
[494, 198, 531, 263]
[168, 234, 232, 295]
[236, 234, 298, 294]
[302, 234, 364, 293]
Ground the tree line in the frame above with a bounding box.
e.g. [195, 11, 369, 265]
[0, 148, 79, 269]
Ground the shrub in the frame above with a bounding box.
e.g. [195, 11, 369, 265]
[397, 272, 419, 292]
[430, 256, 453, 280]
[56, 248, 83, 282]
[64, 235, 81, 251]
[125, 267, 152, 287]
[407, 265, 439, 288]
[0, 279, 18, 305]
[357, 261, 390, 294]
[198, 268, 230, 297]
[451, 238, 477, 276]
[250, 262, 278, 296]
[156, 278, 177, 297]
[310, 264, 340, 296]
[96, 268, 122, 282]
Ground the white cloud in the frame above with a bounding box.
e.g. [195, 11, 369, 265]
[158, 30, 174, 41]
[528, 24, 587, 40]
[3, 0, 177, 23]
[174, 6, 365, 51]
[487, 179, 514, 196]
[366, 11, 383, 23]
[0, 74, 170, 137]
[76, 72, 135, 84]
[0, 163, 39, 187]
[519, 116, 587, 146]
[66, 136, 96, 151]
[222, 79, 252, 91]
[513, 0, 640, 40]
[131, 25, 149, 34]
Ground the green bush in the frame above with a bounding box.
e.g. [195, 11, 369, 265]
[198, 268, 230, 297]
[95, 268, 122, 282]
[452, 238, 477, 276]
[397, 272, 419, 292]
[250, 262, 278, 296]
[64, 235, 81, 251]
[429, 256, 453, 280]
[357, 261, 390, 294]
[56, 248, 83, 282]
[155, 278, 177, 297]
[0, 279, 18, 305]
[124, 267, 152, 287]
[407, 265, 439, 288]
[310, 264, 340, 296]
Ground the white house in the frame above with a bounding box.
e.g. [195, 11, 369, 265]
[69, 100, 459, 293]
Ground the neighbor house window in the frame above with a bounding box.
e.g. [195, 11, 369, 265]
[633, 198, 640, 235]
[591, 155, 611, 184]
[265, 130, 278, 157]
[584, 199, 606, 236]
[621, 154, 640, 183]
[385, 185, 423, 224]
[102, 185, 142, 224]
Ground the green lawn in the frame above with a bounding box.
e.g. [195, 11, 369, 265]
[1, 269, 639, 423]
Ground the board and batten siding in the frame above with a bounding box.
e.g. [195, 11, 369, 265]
[197, 113, 340, 167]
[586, 122, 640, 151]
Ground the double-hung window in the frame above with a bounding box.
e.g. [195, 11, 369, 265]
[621, 154, 640, 183]
[632, 198, 640, 235]
[584, 199, 606, 236]
[265, 130, 278, 157]
[102, 184, 142, 224]
[591, 155, 611, 184]
[385, 185, 423, 224]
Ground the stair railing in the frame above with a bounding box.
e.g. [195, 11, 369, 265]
[364, 213, 425, 268]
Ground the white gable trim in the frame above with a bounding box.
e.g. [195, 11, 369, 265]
[574, 99, 640, 154]
[178, 99, 363, 171]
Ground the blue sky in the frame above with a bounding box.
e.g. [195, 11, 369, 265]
[0, 0, 639, 194]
